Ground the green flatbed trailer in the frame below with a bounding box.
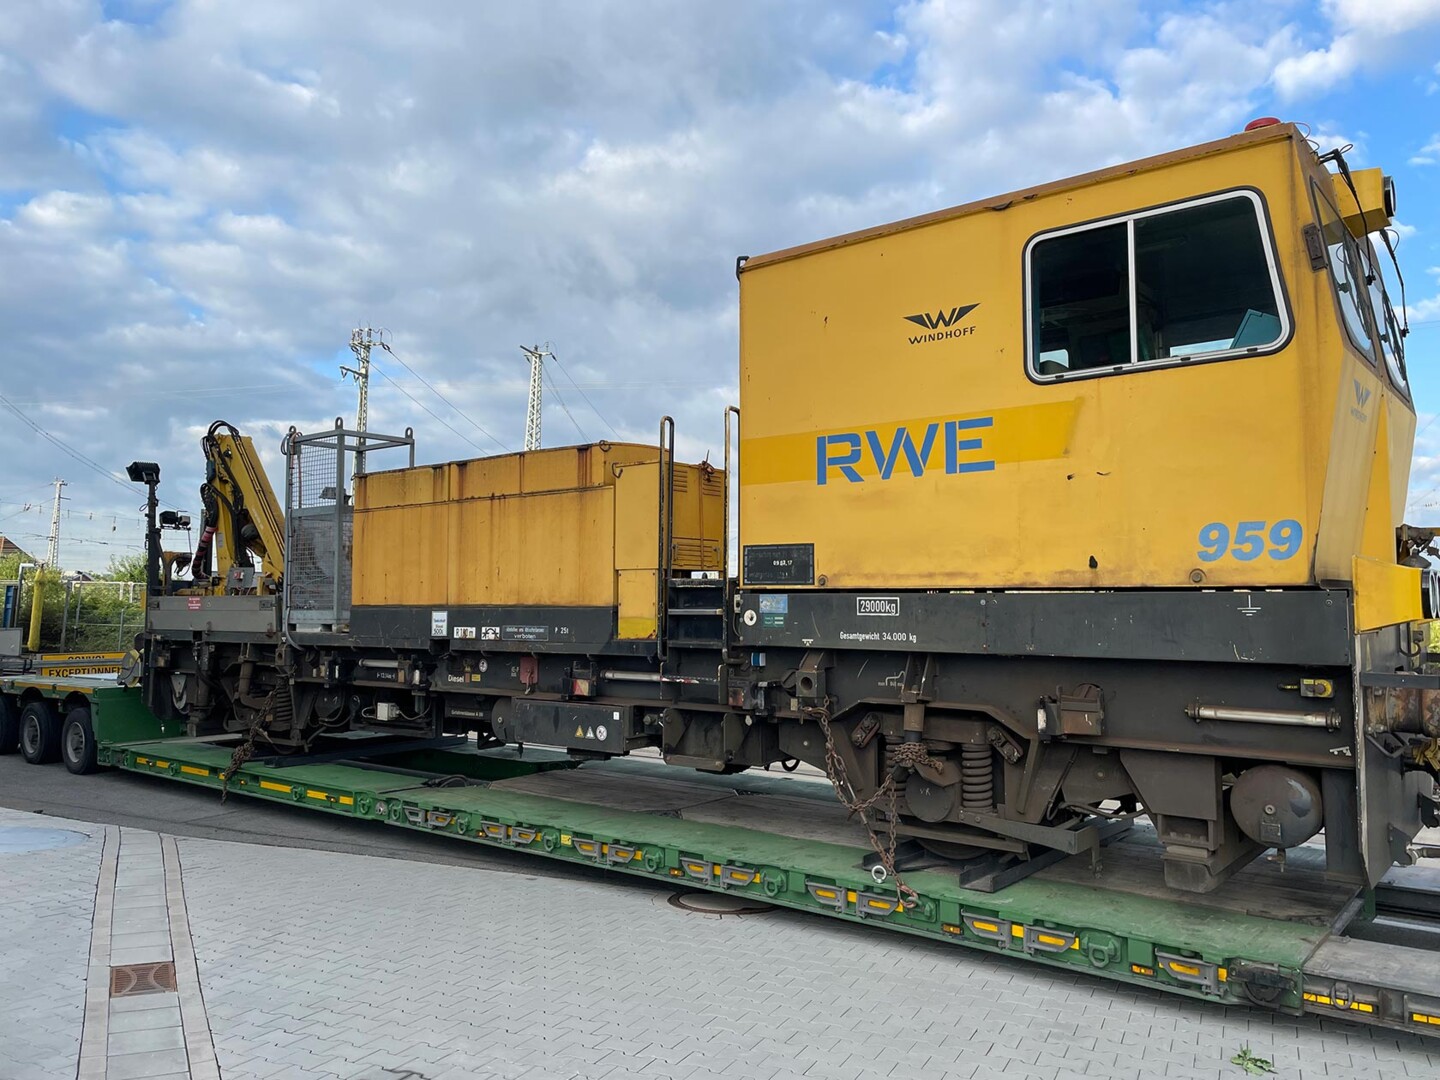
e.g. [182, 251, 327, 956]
[5, 676, 1440, 1038]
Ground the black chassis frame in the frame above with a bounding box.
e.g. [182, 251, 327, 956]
[143, 584, 1431, 894]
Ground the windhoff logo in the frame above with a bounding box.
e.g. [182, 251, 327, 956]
[1350, 377, 1371, 422]
[904, 303, 978, 345]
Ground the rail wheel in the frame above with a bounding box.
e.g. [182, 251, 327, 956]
[61, 706, 99, 775]
[19, 701, 61, 765]
[0, 696, 19, 754]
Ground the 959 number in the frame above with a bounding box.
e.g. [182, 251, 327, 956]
[1197, 519, 1303, 563]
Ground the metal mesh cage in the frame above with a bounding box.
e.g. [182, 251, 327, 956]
[283, 421, 413, 632]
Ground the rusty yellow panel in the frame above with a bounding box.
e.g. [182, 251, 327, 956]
[671, 464, 726, 570]
[617, 569, 658, 639]
[1353, 555, 1421, 632]
[352, 501, 451, 606]
[1359, 403, 1397, 564]
[614, 461, 661, 571]
[736, 126, 1410, 594]
[451, 454, 521, 499]
[354, 463, 450, 510]
[443, 443, 658, 498]
[353, 465, 453, 606]
[447, 486, 616, 607]
[1330, 168, 1393, 238]
[615, 462, 726, 572]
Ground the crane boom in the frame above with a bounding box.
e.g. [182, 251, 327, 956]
[190, 421, 285, 593]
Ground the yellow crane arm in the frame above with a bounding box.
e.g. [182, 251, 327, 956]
[192, 421, 285, 592]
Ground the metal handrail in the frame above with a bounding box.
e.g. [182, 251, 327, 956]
[656, 416, 675, 661]
[722, 406, 740, 669]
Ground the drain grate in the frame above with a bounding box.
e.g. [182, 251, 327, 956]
[110, 961, 177, 996]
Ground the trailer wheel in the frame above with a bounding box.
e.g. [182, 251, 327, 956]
[0, 696, 19, 754]
[61, 706, 99, 775]
[19, 701, 61, 765]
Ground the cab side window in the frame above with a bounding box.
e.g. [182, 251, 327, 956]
[1028, 191, 1288, 380]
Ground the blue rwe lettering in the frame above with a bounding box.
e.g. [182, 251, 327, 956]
[817, 433, 863, 484]
[864, 424, 939, 480]
[944, 417, 995, 474]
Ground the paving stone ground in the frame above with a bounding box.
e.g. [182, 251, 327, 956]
[5, 801, 1440, 1080]
[177, 838, 1439, 1080]
[0, 809, 103, 1080]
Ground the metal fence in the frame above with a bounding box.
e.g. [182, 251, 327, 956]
[59, 579, 146, 651]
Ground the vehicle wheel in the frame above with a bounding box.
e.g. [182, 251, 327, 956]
[0, 696, 19, 754]
[61, 706, 99, 775]
[19, 701, 61, 765]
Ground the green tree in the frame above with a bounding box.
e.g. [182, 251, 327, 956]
[105, 553, 148, 583]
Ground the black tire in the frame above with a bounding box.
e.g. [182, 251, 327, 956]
[61, 706, 99, 775]
[19, 701, 61, 765]
[0, 696, 19, 754]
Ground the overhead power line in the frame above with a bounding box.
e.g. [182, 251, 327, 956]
[549, 351, 622, 440]
[0, 391, 185, 510]
[543, 367, 589, 442]
[379, 340, 509, 452]
[370, 363, 489, 456]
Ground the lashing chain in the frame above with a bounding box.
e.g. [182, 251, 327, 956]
[806, 703, 939, 908]
[219, 688, 281, 801]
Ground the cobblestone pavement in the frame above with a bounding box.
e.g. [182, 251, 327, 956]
[178, 838, 1439, 1080]
[0, 809, 103, 1080]
[6, 801, 1440, 1080]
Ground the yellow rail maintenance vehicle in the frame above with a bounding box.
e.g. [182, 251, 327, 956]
[9, 119, 1440, 1038]
[37, 118, 1430, 909]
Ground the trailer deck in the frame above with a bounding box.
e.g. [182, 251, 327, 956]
[5, 677, 1440, 1037]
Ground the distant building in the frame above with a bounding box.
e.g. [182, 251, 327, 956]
[0, 535, 35, 563]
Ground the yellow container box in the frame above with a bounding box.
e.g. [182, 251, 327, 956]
[353, 442, 724, 639]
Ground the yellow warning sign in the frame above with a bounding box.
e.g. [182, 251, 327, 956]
[575, 725, 584, 738]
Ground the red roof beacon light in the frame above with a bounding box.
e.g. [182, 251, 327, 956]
[1244, 117, 1282, 131]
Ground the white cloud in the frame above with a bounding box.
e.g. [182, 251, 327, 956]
[0, 1, 1437, 566]
[1412, 134, 1440, 166]
[1274, 0, 1440, 100]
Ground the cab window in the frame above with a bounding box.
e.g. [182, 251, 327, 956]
[1363, 237, 1409, 396]
[1311, 181, 1376, 362]
[1028, 190, 1287, 380]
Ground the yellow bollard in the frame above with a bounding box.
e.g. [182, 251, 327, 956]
[26, 575, 45, 653]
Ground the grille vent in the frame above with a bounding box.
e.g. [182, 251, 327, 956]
[110, 962, 177, 996]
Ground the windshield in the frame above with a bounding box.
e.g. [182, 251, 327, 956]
[1363, 235, 1409, 396]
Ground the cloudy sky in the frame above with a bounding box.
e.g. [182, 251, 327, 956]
[2, 0, 1439, 570]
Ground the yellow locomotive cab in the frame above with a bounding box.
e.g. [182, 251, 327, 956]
[737, 121, 1416, 619]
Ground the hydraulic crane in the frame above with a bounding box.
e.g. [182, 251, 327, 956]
[186, 421, 285, 594]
